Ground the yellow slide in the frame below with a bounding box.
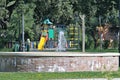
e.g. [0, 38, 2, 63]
[38, 36, 46, 50]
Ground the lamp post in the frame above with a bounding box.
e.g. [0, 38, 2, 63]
[19, 0, 25, 52]
[17, 7, 21, 49]
[22, 10, 25, 51]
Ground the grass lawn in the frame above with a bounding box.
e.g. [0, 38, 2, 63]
[0, 70, 120, 80]
[67, 48, 118, 53]
[0, 48, 12, 52]
[0, 47, 119, 53]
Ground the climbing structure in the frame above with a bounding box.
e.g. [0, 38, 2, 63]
[38, 19, 53, 50]
[68, 24, 79, 48]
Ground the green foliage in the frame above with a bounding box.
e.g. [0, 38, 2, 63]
[24, 3, 36, 40]
[6, 1, 16, 7]
[0, 0, 6, 7]
[0, 48, 12, 52]
[34, 0, 74, 25]
[85, 34, 94, 49]
[0, 0, 119, 49]
[103, 40, 109, 49]
[8, 1, 36, 41]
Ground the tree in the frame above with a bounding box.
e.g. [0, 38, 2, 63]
[34, 0, 74, 25]
[0, 0, 119, 50]
[9, 0, 36, 41]
[0, 0, 17, 29]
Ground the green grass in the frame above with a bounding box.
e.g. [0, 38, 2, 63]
[67, 48, 118, 53]
[0, 48, 12, 52]
[86, 48, 118, 52]
[0, 71, 120, 80]
[0, 47, 119, 52]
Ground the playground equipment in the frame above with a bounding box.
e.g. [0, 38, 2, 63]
[68, 24, 79, 48]
[38, 37, 46, 50]
[38, 30, 48, 50]
[37, 19, 80, 51]
[38, 19, 53, 50]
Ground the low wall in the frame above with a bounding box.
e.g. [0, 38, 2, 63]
[0, 52, 119, 72]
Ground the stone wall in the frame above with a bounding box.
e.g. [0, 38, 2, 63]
[0, 56, 118, 72]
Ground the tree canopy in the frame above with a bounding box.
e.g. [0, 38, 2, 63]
[0, 0, 119, 49]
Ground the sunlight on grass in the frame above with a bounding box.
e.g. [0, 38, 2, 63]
[0, 71, 120, 80]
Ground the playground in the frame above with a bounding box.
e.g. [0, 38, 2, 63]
[23, 18, 119, 53]
[36, 19, 78, 52]
[0, 0, 120, 80]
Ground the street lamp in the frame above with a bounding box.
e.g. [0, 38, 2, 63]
[19, 0, 25, 52]
[22, 9, 25, 51]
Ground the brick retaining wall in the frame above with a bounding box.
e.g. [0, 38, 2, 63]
[0, 53, 118, 72]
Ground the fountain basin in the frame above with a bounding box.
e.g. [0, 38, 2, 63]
[0, 52, 119, 72]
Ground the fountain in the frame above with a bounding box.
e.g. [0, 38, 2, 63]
[56, 30, 67, 51]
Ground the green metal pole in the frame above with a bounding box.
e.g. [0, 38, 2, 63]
[22, 11, 25, 52]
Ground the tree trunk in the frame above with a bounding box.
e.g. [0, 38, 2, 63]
[80, 15, 85, 52]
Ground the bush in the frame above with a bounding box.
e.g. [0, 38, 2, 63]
[103, 40, 109, 49]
